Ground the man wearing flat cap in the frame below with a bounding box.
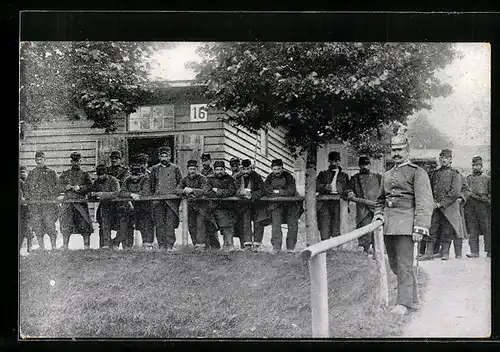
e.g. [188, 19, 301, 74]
[347, 156, 382, 253]
[464, 156, 491, 258]
[203, 160, 238, 251]
[200, 153, 215, 177]
[420, 149, 466, 261]
[199, 153, 220, 249]
[149, 146, 183, 251]
[137, 153, 152, 175]
[89, 164, 120, 249]
[57, 152, 94, 250]
[316, 151, 353, 241]
[24, 151, 60, 250]
[234, 159, 269, 251]
[116, 156, 154, 250]
[229, 157, 242, 179]
[106, 151, 130, 185]
[264, 159, 303, 253]
[373, 135, 433, 315]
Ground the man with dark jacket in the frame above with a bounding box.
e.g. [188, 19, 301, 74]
[137, 153, 152, 175]
[116, 158, 154, 250]
[347, 156, 382, 253]
[89, 164, 120, 249]
[24, 151, 59, 250]
[57, 152, 94, 250]
[200, 153, 215, 177]
[264, 159, 302, 253]
[234, 159, 269, 251]
[20, 166, 33, 253]
[464, 156, 491, 258]
[204, 160, 237, 251]
[230, 157, 242, 179]
[420, 149, 465, 261]
[316, 151, 353, 240]
[200, 153, 220, 250]
[149, 146, 183, 251]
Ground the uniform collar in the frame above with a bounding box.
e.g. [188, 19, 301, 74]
[393, 160, 410, 169]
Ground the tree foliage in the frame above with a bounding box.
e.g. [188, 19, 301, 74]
[20, 41, 174, 133]
[189, 42, 457, 158]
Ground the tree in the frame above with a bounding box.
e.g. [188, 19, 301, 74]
[407, 113, 453, 149]
[20, 41, 175, 133]
[189, 42, 457, 245]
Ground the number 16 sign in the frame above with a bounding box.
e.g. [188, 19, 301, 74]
[190, 104, 208, 122]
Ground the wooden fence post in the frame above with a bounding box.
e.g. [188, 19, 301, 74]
[309, 252, 329, 337]
[181, 198, 189, 246]
[373, 225, 389, 307]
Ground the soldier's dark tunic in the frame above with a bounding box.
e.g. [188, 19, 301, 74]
[316, 166, 352, 240]
[104, 164, 131, 245]
[58, 167, 94, 239]
[204, 173, 237, 247]
[201, 166, 214, 177]
[264, 170, 303, 251]
[106, 165, 131, 185]
[176, 173, 214, 246]
[150, 162, 182, 249]
[375, 161, 433, 309]
[24, 165, 59, 247]
[89, 175, 120, 247]
[350, 170, 382, 251]
[199, 165, 220, 248]
[19, 179, 32, 251]
[117, 174, 154, 247]
[464, 171, 491, 254]
[234, 171, 269, 246]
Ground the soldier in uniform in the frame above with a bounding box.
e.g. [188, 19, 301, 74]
[57, 152, 94, 250]
[137, 153, 152, 175]
[89, 164, 120, 249]
[19, 166, 33, 253]
[420, 149, 465, 261]
[229, 157, 242, 179]
[316, 151, 353, 240]
[24, 151, 59, 250]
[234, 159, 269, 251]
[200, 153, 214, 177]
[464, 156, 491, 258]
[347, 156, 382, 253]
[116, 157, 154, 250]
[150, 146, 183, 251]
[204, 160, 238, 251]
[200, 153, 220, 249]
[176, 160, 214, 250]
[264, 159, 303, 253]
[373, 135, 433, 315]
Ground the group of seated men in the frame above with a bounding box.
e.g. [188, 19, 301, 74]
[20, 147, 381, 254]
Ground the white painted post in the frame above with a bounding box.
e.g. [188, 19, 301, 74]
[373, 225, 389, 307]
[181, 198, 189, 246]
[309, 252, 329, 337]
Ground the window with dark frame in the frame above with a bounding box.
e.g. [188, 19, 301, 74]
[129, 105, 175, 131]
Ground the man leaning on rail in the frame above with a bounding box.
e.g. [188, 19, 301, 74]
[372, 135, 433, 315]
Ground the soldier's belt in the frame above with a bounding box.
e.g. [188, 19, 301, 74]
[385, 199, 415, 209]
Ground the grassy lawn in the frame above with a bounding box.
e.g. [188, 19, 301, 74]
[19, 248, 419, 338]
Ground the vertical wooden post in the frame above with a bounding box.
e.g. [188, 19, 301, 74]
[181, 198, 189, 246]
[309, 252, 329, 337]
[373, 225, 389, 307]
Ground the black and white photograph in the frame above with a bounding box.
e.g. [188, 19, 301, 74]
[18, 30, 491, 338]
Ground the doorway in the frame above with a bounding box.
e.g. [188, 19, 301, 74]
[127, 136, 175, 167]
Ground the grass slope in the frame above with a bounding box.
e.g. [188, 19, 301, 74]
[20, 249, 415, 338]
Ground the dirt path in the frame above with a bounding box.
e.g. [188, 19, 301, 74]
[402, 241, 491, 338]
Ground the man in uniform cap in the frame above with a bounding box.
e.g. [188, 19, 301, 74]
[264, 159, 303, 253]
[149, 146, 183, 251]
[203, 160, 238, 251]
[57, 152, 94, 250]
[229, 157, 242, 179]
[137, 153, 152, 175]
[200, 153, 214, 177]
[89, 164, 120, 249]
[347, 156, 382, 253]
[316, 151, 353, 240]
[24, 151, 60, 250]
[373, 135, 433, 315]
[420, 149, 466, 261]
[464, 156, 491, 258]
[199, 153, 220, 248]
[116, 156, 154, 250]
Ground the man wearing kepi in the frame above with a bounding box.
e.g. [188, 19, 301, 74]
[464, 156, 491, 258]
[316, 151, 352, 240]
[234, 159, 268, 251]
[24, 151, 59, 250]
[58, 152, 94, 250]
[199, 153, 220, 250]
[230, 157, 242, 179]
[150, 146, 182, 251]
[347, 156, 382, 253]
[264, 159, 302, 253]
[117, 157, 154, 250]
[373, 135, 433, 315]
[200, 153, 215, 177]
[89, 164, 120, 250]
[420, 149, 465, 261]
[204, 160, 237, 251]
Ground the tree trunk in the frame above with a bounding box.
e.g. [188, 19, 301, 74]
[305, 145, 319, 246]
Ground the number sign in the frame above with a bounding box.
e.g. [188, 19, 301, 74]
[190, 104, 208, 122]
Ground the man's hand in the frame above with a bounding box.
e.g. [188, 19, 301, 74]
[347, 191, 355, 200]
[212, 188, 218, 193]
[434, 202, 441, 209]
[130, 193, 140, 201]
[57, 195, 64, 201]
[74, 185, 80, 192]
[412, 233, 424, 243]
[373, 214, 384, 224]
[65, 184, 73, 191]
[273, 190, 280, 194]
[457, 198, 463, 204]
[184, 187, 194, 195]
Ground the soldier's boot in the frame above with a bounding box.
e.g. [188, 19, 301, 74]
[36, 235, 46, 250]
[418, 241, 435, 261]
[454, 239, 463, 259]
[49, 234, 57, 250]
[441, 241, 451, 260]
[62, 234, 71, 250]
[83, 235, 91, 250]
